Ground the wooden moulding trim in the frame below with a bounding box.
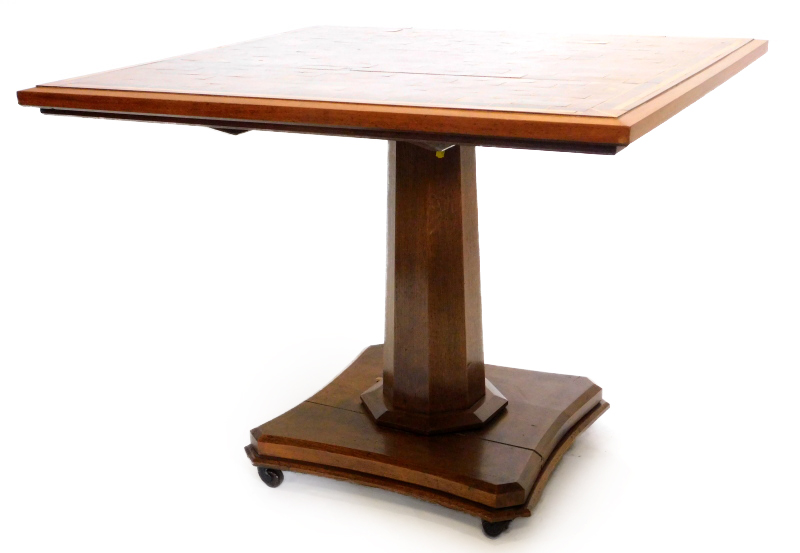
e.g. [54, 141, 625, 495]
[253, 438, 531, 509]
[533, 388, 603, 461]
[622, 39, 768, 143]
[525, 400, 610, 513]
[36, 108, 623, 154]
[17, 86, 629, 145]
[244, 401, 610, 522]
[245, 445, 533, 523]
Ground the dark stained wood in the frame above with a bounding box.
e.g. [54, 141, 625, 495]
[17, 28, 767, 147]
[311, 345, 603, 459]
[253, 401, 536, 508]
[249, 345, 607, 519]
[361, 379, 508, 435]
[211, 127, 249, 135]
[245, 400, 609, 523]
[245, 444, 533, 523]
[360, 143, 506, 434]
[524, 400, 610, 515]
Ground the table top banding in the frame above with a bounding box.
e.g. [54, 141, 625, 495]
[17, 27, 767, 154]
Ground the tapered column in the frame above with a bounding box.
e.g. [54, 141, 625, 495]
[361, 141, 507, 434]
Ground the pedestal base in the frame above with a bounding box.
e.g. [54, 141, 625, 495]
[246, 345, 608, 526]
[360, 378, 508, 435]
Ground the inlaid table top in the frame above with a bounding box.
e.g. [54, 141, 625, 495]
[17, 26, 767, 152]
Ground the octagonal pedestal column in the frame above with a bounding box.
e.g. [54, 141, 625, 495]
[361, 141, 507, 434]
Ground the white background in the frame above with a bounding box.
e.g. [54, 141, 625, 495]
[2, 2, 798, 552]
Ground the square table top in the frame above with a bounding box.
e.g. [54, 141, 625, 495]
[18, 27, 767, 153]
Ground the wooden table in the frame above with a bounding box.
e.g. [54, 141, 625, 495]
[17, 27, 767, 537]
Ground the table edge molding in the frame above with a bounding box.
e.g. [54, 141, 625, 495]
[17, 38, 766, 149]
[622, 39, 767, 142]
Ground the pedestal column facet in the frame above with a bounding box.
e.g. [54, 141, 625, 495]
[361, 141, 508, 434]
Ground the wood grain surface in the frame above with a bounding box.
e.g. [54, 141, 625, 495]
[383, 143, 485, 414]
[35, 27, 751, 116]
[250, 345, 606, 512]
[17, 27, 767, 149]
[245, 399, 609, 523]
[361, 143, 508, 434]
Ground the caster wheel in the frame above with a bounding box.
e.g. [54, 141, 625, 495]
[257, 467, 284, 488]
[482, 519, 511, 537]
